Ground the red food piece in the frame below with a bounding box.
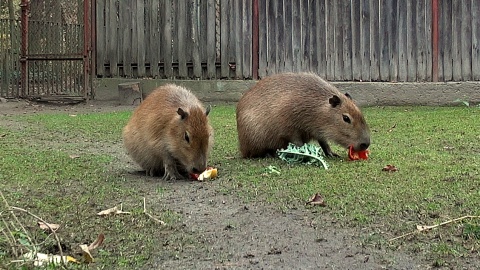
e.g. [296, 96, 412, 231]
[189, 166, 214, 180]
[348, 145, 369, 161]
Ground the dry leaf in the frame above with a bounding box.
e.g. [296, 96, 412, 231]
[69, 114, 77, 117]
[69, 154, 81, 159]
[97, 206, 131, 216]
[37, 221, 60, 232]
[0, 134, 6, 138]
[417, 225, 436, 231]
[306, 193, 326, 207]
[88, 233, 105, 250]
[382, 164, 398, 172]
[79, 244, 94, 263]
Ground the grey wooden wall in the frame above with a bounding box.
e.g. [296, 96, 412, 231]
[95, 0, 480, 82]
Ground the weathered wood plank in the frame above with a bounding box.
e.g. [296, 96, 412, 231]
[351, 0, 361, 80]
[416, 1, 426, 81]
[107, 0, 118, 76]
[397, 0, 407, 81]
[137, 0, 146, 77]
[425, 0, 432, 81]
[258, 0, 268, 77]
[406, 0, 417, 81]
[150, 0, 160, 77]
[325, 1, 335, 80]
[206, 0, 216, 78]
[342, 1, 352, 80]
[220, 0, 229, 78]
[275, 0, 284, 74]
[441, 0, 452, 81]
[460, 0, 472, 80]
[292, 0, 301, 72]
[96, 0, 105, 76]
[379, 1, 389, 81]
[119, 1, 131, 76]
[315, 0, 326, 78]
[472, 0, 480, 80]
[177, 0, 188, 78]
[369, 0, 379, 81]
[360, 0, 370, 81]
[243, 0, 252, 78]
[334, 0, 343, 80]
[234, 0, 243, 78]
[452, 0, 462, 81]
[283, 0, 293, 72]
[266, 0, 276, 76]
[163, 0, 173, 78]
[192, 0, 202, 78]
[307, 0, 316, 73]
[388, 0, 398, 81]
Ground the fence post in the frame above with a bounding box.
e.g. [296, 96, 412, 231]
[432, 0, 439, 82]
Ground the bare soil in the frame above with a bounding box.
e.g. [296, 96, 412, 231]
[1, 99, 426, 269]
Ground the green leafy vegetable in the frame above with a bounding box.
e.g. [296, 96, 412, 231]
[277, 143, 329, 169]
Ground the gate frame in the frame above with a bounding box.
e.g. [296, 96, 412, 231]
[19, 0, 93, 101]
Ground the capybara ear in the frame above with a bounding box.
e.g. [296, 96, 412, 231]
[177, 108, 189, 120]
[329, 95, 342, 108]
[205, 105, 211, 116]
[345, 93, 352, 100]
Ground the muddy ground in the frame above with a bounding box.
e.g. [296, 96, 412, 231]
[0, 99, 440, 269]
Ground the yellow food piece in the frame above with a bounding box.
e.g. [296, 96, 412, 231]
[198, 168, 218, 181]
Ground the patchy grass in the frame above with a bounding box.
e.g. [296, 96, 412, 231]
[0, 105, 479, 268]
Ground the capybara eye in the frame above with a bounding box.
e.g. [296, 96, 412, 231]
[184, 132, 190, 143]
[342, 115, 351, 123]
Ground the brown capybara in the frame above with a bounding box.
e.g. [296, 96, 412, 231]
[123, 84, 214, 180]
[236, 72, 370, 158]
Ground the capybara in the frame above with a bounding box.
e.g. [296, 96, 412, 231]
[236, 72, 370, 158]
[123, 84, 214, 180]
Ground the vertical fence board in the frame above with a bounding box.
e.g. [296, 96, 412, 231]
[441, 0, 452, 81]
[163, 0, 172, 77]
[406, 0, 417, 81]
[388, 0, 398, 81]
[342, 2, 352, 80]
[315, 0, 326, 78]
[360, 0, 370, 81]
[284, 0, 293, 72]
[107, 0, 118, 76]
[379, 1, 389, 80]
[334, 0, 343, 80]
[206, 0, 216, 78]
[265, 0, 276, 76]
[452, 0, 462, 81]
[302, 1, 310, 71]
[460, 0, 471, 80]
[234, 1, 242, 78]
[369, 0, 379, 81]
[325, 2, 334, 80]
[243, 0, 252, 78]
[192, 0, 202, 78]
[137, 0, 146, 76]
[151, 0, 160, 77]
[425, 0, 432, 81]
[351, 0, 361, 80]
[96, 0, 105, 76]
[307, 0, 316, 73]
[120, 1, 131, 76]
[472, 0, 480, 80]
[258, 0, 267, 77]
[397, 0, 407, 81]
[275, 0, 284, 74]
[220, 0, 229, 77]
[292, 0, 301, 72]
[416, 1, 426, 81]
[177, 1, 187, 77]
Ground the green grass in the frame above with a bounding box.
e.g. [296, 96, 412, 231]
[1, 105, 479, 268]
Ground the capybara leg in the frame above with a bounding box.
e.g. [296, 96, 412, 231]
[162, 158, 183, 181]
[319, 140, 339, 158]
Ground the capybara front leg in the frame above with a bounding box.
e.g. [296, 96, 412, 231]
[319, 140, 339, 158]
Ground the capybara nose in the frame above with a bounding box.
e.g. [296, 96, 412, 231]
[192, 167, 203, 174]
[359, 142, 370, 151]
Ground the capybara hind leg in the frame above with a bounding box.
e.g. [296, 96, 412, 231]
[319, 140, 339, 158]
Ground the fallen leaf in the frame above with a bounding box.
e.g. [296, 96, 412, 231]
[0, 134, 6, 138]
[88, 233, 105, 250]
[382, 164, 398, 172]
[23, 251, 78, 266]
[443, 146, 455, 150]
[306, 193, 326, 207]
[69, 114, 77, 117]
[37, 221, 60, 232]
[69, 154, 81, 159]
[348, 145, 369, 161]
[97, 206, 131, 216]
[417, 224, 436, 231]
[79, 244, 94, 263]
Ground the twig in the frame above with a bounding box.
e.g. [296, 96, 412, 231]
[9, 206, 67, 268]
[143, 198, 166, 225]
[389, 215, 480, 241]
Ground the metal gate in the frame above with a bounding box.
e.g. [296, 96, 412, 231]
[19, 0, 92, 101]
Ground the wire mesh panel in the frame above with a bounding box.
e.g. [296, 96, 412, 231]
[22, 0, 90, 100]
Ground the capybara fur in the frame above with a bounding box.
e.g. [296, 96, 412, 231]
[123, 84, 214, 180]
[236, 72, 370, 158]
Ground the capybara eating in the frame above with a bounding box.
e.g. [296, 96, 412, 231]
[123, 84, 214, 180]
[236, 72, 370, 158]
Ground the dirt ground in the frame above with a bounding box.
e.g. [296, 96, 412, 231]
[1, 99, 427, 269]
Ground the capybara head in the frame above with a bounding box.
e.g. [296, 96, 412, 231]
[169, 106, 213, 174]
[321, 93, 370, 151]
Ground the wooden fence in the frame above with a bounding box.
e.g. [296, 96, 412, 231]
[95, 0, 480, 82]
